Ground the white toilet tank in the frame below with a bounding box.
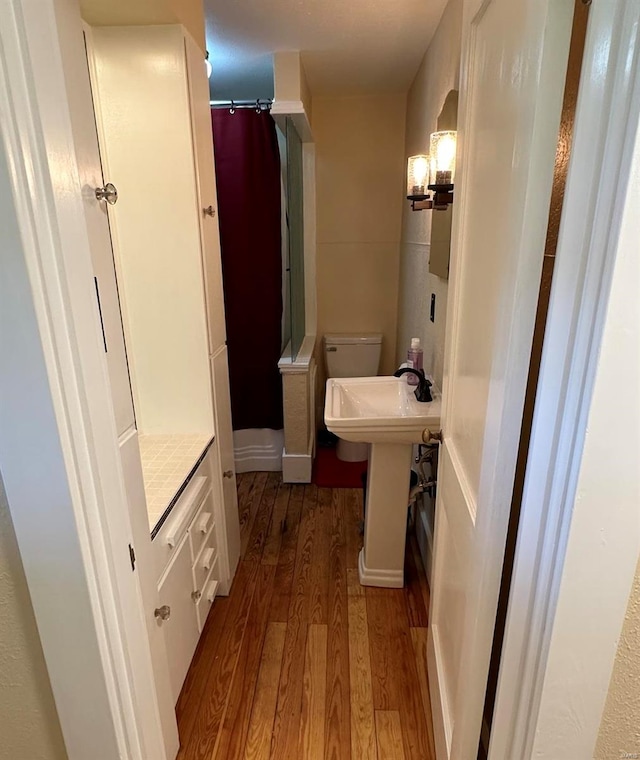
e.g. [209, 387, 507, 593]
[324, 333, 383, 377]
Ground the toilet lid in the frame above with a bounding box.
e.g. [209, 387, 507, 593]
[323, 333, 383, 346]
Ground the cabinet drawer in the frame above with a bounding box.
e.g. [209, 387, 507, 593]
[195, 558, 220, 632]
[192, 523, 218, 597]
[187, 488, 215, 561]
[152, 470, 209, 580]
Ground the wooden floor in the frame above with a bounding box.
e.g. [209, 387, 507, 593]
[176, 472, 436, 760]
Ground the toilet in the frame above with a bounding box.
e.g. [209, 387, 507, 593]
[324, 333, 383, 462]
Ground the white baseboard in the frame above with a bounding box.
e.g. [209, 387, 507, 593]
[282, 451, 313, 483]
[233, 428, 283, 473]
[357, 548, 404, 588]
[428, 624, 452, 760]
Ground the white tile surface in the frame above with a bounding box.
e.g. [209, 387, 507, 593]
[139, 433, 211, 530]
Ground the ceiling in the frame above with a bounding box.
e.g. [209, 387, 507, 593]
[204, 0, 448, 100]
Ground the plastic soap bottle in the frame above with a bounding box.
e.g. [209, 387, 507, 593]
[406, 337, 423, 386]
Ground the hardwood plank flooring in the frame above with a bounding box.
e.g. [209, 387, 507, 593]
[177, 473, 436, 760]
[300, 624, 328, 759]
[244, 622, 287, 760]
[324, 490, 351, 760]
[410, 628, 436, 759]
[375, 711, 406, 760]
[348, 596, 377, 760]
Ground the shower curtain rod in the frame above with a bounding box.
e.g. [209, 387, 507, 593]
[209, 99, 273, 112]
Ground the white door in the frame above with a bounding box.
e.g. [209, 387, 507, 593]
[210, 345, 242, 586]
[82, 28, 180, 758]
[184, 33, 242, 586]
[427, 1, 575, 758]
[184, 32, 228, 354]
[157, 532, 201, 704]
[78, 37, 135, 438]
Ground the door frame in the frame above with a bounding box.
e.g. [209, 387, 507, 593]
[0, 0, 164, 757]
[489, 0, 640, 757]
[1, 2, 639, 760]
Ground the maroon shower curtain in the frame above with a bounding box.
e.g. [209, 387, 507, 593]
[211, 109, 283, 431]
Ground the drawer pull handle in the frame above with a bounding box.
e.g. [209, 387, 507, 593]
[197, 512, 212, 535]
[191, 589, 202, 603]
[201, 547, 215, 571]
[206, 580, 219, 603]
[223, 469, 233, 479]
[154, 605, 171, 621]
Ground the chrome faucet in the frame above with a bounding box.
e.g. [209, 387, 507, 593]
[393, 367, 433, 402]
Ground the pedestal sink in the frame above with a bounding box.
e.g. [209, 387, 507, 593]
[325, 376, 441, 588]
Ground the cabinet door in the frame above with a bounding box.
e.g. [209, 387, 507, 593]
[120, 432, 179, 756]
[157, 533, 200, 704]
[83, 30, 135, 436]
[210, 346, 241, 582]
[184, 33, 227, 353]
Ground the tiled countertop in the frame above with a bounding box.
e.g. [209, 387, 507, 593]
[139, 433, 212, 531]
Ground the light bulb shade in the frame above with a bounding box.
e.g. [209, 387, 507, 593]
[407, 154, 430, 198]
[429, 131, 457, 186]
[205, 52, 212, 79]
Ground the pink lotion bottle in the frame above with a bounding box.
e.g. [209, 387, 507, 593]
[406, 337, 423, 386]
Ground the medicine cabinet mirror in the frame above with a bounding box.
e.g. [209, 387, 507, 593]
[429, 89, 459, 279]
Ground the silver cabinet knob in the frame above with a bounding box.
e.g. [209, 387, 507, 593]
[223, 469, 233, 479]
[203, 205, 216, 217]
[95, 183, 118, 205]
[154, 605, 171, 621]
[191, 590, 202, 603]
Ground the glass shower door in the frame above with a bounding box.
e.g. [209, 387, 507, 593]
[286, 117, 305, 359]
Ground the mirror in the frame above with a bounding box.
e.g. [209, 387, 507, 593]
[429, 90, 459, 279]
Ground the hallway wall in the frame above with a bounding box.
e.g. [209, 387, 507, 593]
[313, 94, 406, 387]
[396, 0, 463, 388]
[0, 474, 67, 760]
[595, 556, 640, 759]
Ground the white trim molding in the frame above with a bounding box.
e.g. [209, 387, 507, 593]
[357, 548, 404, 589]
[428, 624, 453, 760]
[271, 100, 313, 143]
[278, 335, 316, 373]
[281, 450, 313, 483]
[0, 1, 166, 757]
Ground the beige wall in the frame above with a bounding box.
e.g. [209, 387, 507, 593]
[313, 94, 406, 381]
[397, 0, 463, 388]
[273, 51, 313, 120]
[274, 51, 301, 102]
[80, 0, 206, 51]
[167, 0, 205, 51]
[0, 474, 67, 760]
[594, 557, 640, 759]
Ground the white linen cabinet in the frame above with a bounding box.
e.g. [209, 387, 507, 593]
[84, 23, 240, 755]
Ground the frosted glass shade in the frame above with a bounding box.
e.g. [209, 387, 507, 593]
[430, 131, 457, 185]
[407, 154, 430, 198]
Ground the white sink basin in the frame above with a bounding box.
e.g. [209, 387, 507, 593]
[325, 376, 441, 444]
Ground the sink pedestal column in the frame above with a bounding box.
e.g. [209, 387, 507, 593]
[359, 442, 413, 588]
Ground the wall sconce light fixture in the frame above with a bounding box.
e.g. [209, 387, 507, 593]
[406, 154, 433, 210]
[407, 131, 457, 212]
[205, 51, 213, 79]
[428, 130, 456, 209]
